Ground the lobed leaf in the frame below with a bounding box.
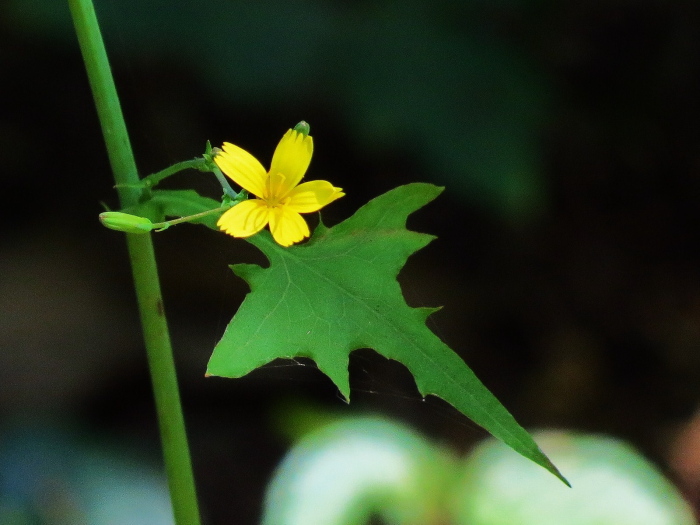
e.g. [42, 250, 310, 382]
[207, 183, 567, 484]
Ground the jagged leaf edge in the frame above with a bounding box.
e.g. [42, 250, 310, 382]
[216, 183, 569, 485]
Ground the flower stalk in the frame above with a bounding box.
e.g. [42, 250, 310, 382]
[68, 1, 202, 524]
[99, 204, 239, 235]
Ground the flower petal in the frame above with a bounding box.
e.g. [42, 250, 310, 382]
[269, 206, 310, 247]
[215, 142, 267, 198]
[285, 180, 345, 213]
[217, 199, 270, 238]
[269, 129, 313, 196]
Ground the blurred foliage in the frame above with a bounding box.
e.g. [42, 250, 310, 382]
[262, 416, 454, 525]
[0, 424, 173, 525]
[263, 415, 696, 525]
[6, 0, 550, 220]
[453, 430, 697, 525]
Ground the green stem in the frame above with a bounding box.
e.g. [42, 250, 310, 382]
[68, 1, 202, 524]
[120, 157, 238, 199]
[212, 165, 238, 198]
[153, 204, 232, 231]
[132, 158, 208, 189]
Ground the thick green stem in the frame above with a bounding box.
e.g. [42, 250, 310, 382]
[68, 1, 202, 524]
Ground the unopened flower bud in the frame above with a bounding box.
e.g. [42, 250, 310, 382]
[293, 121, 311, 137]
[99, 212, 154, 234]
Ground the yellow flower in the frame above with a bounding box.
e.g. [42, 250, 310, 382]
[214, 128, 344, 247]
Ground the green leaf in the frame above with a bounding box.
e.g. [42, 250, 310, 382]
[207, 183, 568, 485]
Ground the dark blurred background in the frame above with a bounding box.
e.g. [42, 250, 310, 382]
[2, 0, 700, 523]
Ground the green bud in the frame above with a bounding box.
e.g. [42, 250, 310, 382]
[293, 121, 311, 136]
[99, 212, 154, 234]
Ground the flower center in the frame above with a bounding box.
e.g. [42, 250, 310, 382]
[263, 171, 290, 208]
[264, 195, 289, 209]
